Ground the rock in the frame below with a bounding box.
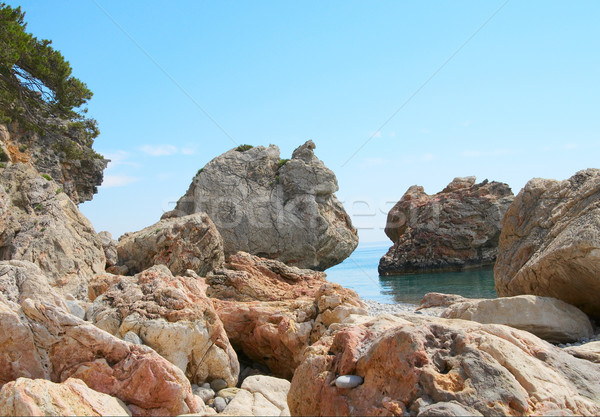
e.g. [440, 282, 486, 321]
[0, 297, 203, 415]
[206, 251, 327, 301]
[115, 213, 224, 276]
[192, 385, 215, 404]
[170, 141, 358, 270]
[335, 375, 363, 389]
[417, 401, 483, 416]
[213, 396, 227, 413]
[564, 341, 600, 364]
[86, 265, 239, 387]
[98, 231, 118, 268]
[495, 169, 600, 319]
[65, 299, 86, 320]
[288, 313, 600, 416]
[418, 293, 468, 310]
[0, 377, 131, 416]
[379, 177, 514, 275]
[223, 375, 291, 416]
[210, 378, 228, 392]
[0, 260, 68, 309]
[0, 163, 105, 298]
[216, 387, 240, 399]
[0, 123, 107, 204]
[123, 331, 143, 345]
[440, 295, 594, 343]
[214, 283, 365, 379]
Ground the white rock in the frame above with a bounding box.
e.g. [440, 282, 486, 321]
[335, 375, 363, 389]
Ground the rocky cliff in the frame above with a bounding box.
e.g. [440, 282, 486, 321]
[0, 123, 107, 204]
[379, 177, 514, 275]
[168, 141, 358, 270]
[495, 169, 600, 319]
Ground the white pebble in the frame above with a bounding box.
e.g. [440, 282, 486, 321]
[335, 375, 363, 389]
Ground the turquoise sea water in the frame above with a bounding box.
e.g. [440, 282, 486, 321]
[325, 242, 497, 306]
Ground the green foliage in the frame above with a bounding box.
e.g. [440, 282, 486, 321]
[235, 144, 253, 152]
[55, 187, 62, 194]
[34, 203, 42, 210]
[275, 174, 280, 183]
[41, 173, 52, 181]
[52, 138, 82, 159]
[0, 162, 5, 168]
[278, 158, 289, 167]
[0, 3, 98, 143]
[196, 168, 204, 176]
[0, 147, 8, 162]
[18, 143, 27, 152]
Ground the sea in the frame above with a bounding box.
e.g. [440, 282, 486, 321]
[325, 242, 497, 306]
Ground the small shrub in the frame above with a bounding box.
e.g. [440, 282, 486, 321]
[196, 168, 204, 176]
[235, 144, 253, 152]
[275, 175, 280, 183]
[0, 162, 5, 169]
[35, 203, 42, 211]
[56, 187, 63, 194]
[278, 158, 289, 168]
[40, 227, 46, 232]
[18, 144, 27, 152]
[41, 174, 52, 181]
[0, 148, 8, 162]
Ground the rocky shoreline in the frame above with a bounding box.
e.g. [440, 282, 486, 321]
[1, 126, 600, 416]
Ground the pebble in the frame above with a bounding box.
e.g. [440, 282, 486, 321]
[217, 387, 240, 399]
[192, 385, 215, 403]
[210, 378, 228, 392]
[66, 300, 86, 320]
[213, 396, 227, 413]
[335, 375, 363, 389]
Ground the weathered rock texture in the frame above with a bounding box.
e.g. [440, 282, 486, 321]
[169, 141, 358, 270]
[440, 295, 593, 343]
[0, 296, 203, 416]
[213, 282, 366, 379]
[115, 213, 224, 276]
[207, 251, 327, 301]
[0, 163, 105, 298]
[87, 265, 239, 387]
[223, 375, 291, 416]
[564, 342, 600, 364]
[289, 313, 600, 416]
[0, 377, 131, 416]
[379, 177, 514, 275]
[0, 123, 107, 204]
[495, 169, 600, 319]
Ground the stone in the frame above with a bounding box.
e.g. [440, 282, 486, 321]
[214, 283, 365, 379]
[87, 265, 239, 387]
[440, 294, 594, 343]
[210, 378, 228, 392]
[65, 299, 86, 320]
[213, 396, 227, 413]
[288, 313, 600, 416]
[123, 331, 143, 345]
[115, 213, 224, 276]
[192, 385, 215, 404]
[0, 163, 105, 298]
[216, 387, 240, 399]
[223, 375, 291, 416]
[495, 169, 600, 319]
[0, 297, 203, 415]
[335, 375, 363, 389]
[0, 123, 107, 204]
[564, 341, 600, 364]
[379, 177, 514, 275]
[98, 231, 118, 268]
[0, 377, 131, 416]
[169, 141, 358, 270]
[206, 251, 327, 301]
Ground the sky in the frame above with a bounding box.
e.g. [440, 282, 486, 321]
[8, 1, 600, 243]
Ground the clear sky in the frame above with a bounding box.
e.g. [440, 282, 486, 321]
[8, 1, 600, 243]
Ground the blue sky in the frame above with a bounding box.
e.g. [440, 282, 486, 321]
[9, 1, 600, 243]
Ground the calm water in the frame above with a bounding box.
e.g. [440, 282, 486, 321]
[325, 242, 497, 306]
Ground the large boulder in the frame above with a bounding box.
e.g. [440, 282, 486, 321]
[440, 295, 593, 343]
[379, 177, 513, 275]
[0, 377, 131, 417]
[0, 163, 105, 298]
[87, 265, 239, 387]
[213, 283, 366, 379]
[114, 213, 224, 276]
[0, 123, 107, 204]
[289, 313, 600, 416]
[0, 296, 203, 416]
[206, 251, 327, 301]
[495, 169, 600, 319]
[169, 141, 358, 270]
